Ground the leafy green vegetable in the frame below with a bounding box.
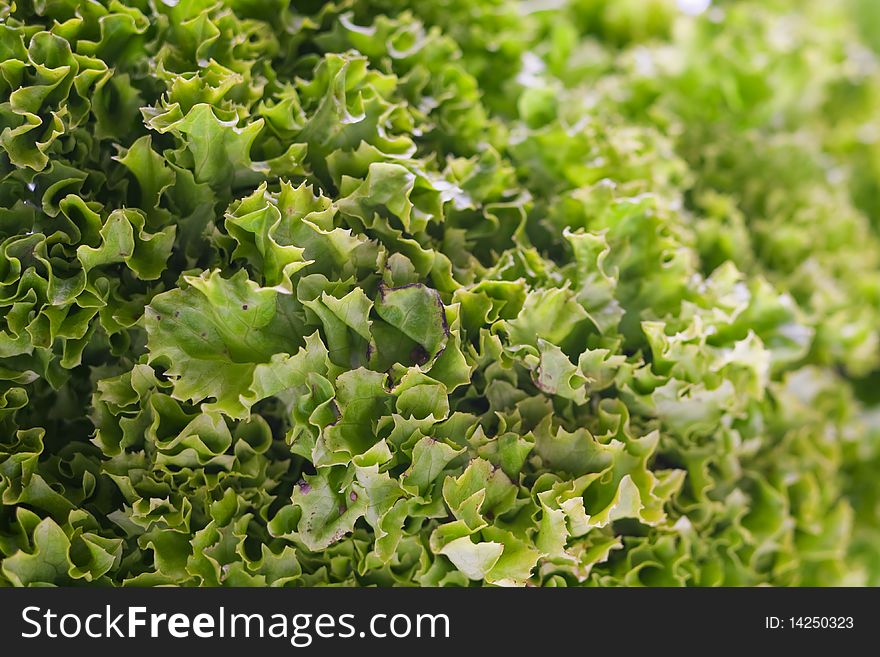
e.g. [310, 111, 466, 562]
[1, 0, 879, 587]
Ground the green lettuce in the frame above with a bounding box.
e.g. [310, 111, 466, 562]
[1, 0, 879, 587]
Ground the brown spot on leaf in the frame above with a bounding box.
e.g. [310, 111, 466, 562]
[410, 345, 429, 365]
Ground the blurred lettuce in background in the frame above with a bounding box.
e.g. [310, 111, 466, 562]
[0, 0, 878, 586]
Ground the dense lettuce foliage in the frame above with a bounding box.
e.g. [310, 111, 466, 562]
[1, 0, 879, 586]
